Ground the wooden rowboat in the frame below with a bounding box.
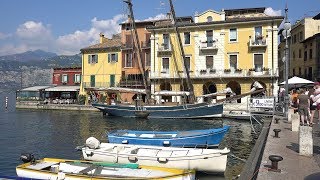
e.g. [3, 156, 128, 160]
[16, 157, 195, 180]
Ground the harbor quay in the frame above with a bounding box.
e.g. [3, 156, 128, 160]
[240, 110, 320, 179]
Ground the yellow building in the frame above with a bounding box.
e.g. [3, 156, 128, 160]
[279, 17, 320, 81]
[80, 33, 122, 103]
[148, 8, 283, 103]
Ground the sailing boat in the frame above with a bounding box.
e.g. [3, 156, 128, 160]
[92, 0, 263, 119]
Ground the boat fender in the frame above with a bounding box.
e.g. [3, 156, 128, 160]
[122, 140, 128, 144]
[128, 156, 137, 162]
[163, 141, 170, 146]
[85, 137, 100, 149]
[20, 153, 35, 163]
[85, 151, 94, 157]
[157, 157, 168, 163]
[57, 172, 65, 180]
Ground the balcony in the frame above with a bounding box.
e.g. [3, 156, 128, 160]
[199, 41, 218, 51]
[157, 44, 172, 55]
[150, 68, 279, 79]
[83, 82, 118, 89]
[141, 41, 151, 49]
[121, 43, 134, 50]
[249, 36, 267, 48]
[119, 80, 144, 88]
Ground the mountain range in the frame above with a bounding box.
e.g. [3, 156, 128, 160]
[0, 50, 82, 90]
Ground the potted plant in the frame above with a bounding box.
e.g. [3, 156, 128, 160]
[263, 67, 270, 75]
[224, 69, 231, 73]
[200, 69, 206, 74]
[235, 68, 242, 73]
[209, 69, 216, 73]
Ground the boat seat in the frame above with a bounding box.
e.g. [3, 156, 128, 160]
[79, 165, 97, 174]
[27, 162, 58, 170]
[139, 134, 155, 138]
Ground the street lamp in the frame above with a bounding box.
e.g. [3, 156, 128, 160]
[282, 6, 291, 119]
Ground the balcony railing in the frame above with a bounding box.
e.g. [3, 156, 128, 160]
[249, 36, 267, 48]
[158, 44, 171, 52]
[122, 43, 134, 50]
[119, 80, 144, 87]
[199, 41, 218, 50]
[150, 68, 279, 79]
[141, 41, 151, 49]
[83, 82, 118, 88]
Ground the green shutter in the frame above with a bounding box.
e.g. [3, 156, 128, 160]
[108, 54, 111, 63]
[88, 55, 90, 64]
[96, 55, 98, 63]
[115, 53, 118, 62]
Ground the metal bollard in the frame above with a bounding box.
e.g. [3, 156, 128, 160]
[274, 118, 280, 124]
[273, 129, 281, 138]
[268, 155, 283, 172]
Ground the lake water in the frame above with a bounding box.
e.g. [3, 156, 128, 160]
[0, 92, 261, 179]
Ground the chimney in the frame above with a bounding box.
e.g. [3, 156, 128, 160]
[99, 33, 105, 43]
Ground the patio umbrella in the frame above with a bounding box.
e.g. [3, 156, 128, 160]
[280, 76, 314, 85]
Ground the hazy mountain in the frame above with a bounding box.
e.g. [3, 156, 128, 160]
[0, 50, 82, 90]
[0, 49, 57, 62]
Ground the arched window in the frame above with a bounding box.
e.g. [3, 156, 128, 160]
[207, 16, 213, 22]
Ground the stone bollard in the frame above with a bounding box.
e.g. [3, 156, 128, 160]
[268, 155, 283, 172]
[288, 108, 294, 122]
[274, 117, 280, 124]
[299, 126, 313, 156]
[291, 113, 300, 132]
[273, 129, 281, 138]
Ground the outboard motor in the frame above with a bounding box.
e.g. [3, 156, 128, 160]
[20, 153, 35, 163]
[85, 137, 100, 149]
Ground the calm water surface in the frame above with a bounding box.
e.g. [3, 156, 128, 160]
[0, 93, 261, 179]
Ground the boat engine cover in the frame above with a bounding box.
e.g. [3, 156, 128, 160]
[86, 137, 100, 149]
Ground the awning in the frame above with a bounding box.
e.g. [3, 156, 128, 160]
[45, 86, 80, 92]
[20, 86, 51, 92]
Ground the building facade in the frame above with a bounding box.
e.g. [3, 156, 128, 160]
[80, 33, 122, 103]
[148, 8, 282, 103]
[279, 17, 320, 81]
[53, 67, 82, 86]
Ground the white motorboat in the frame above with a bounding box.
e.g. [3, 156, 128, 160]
[81, 137, 230, 173]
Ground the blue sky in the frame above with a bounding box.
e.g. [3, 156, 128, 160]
[0, 0, 318, 56]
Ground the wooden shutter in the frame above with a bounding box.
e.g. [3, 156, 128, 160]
[88, 55, 90, 64]
[108, 54, 110, 63]
[115, 53, 118, 62]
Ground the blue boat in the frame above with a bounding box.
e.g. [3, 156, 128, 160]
[107, 126, 230, 148]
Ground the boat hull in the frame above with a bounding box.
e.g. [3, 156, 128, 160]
[82, 143, 229, 173]
[93, 103, 223, 119]
[108, 126, 230, 147]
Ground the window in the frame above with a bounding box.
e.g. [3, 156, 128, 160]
[299, 31, 303, 41]
[304, 51, 307, 61]
[299, 49, 302, 58]
[309, 49, 313, 59]
[229, 55, 237, 71]
[206, 30, 213, 47]
[299, 67, 301, 76]
[125, 53, 133, 67]
[229, 28, 237, 42]
[293, 34, 296, 44]
[90, 75, 95, 87]
[293, 68, 296, 76]
[163, 34, 170, 50]
[309, 67, 313, 79]
[108, 53, 118, 63]
[207, 16, 212, 22]
[145, 52, 151, 67]
[184, 57, 190, 71]
[74, 74, 81, 83]
[62, 74, 68, 83]
[110, 74, 115, 87]
[206, 56, 213, 69]
[254, 26, 262, 40]
[88, 54, 98, 64]
[254, 54, 263, 72]
[293, 51, 296, 59]
[184, 32, 190, 45]
[162, 58, 169, 73]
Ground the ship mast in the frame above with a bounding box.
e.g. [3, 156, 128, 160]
[168, 0, 195, 103]
[124, 0, 151, 102]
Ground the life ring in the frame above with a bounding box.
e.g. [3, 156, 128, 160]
[111, 94, 116, 99]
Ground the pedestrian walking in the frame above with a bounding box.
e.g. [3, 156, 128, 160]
[297, 89, 310, 126]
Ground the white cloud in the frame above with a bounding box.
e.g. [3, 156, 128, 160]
[0, 32, 11, 40]
[143, 13, 167, 21]
[16, 21, 52, 40]
[56, 14, 126, 55]
[264, 7, 282, 17]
